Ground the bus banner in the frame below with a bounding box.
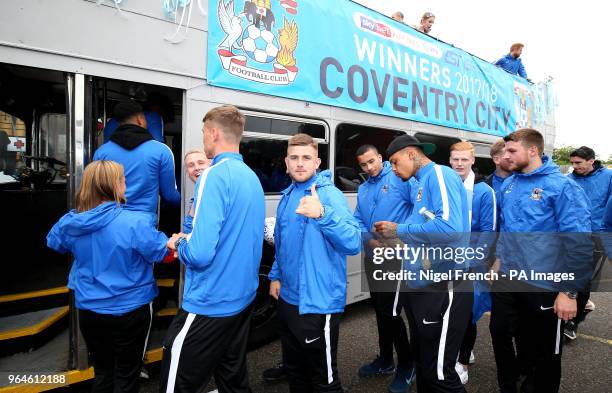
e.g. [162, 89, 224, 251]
[207, 0, 549, 136]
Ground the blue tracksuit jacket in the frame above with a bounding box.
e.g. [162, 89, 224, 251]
[354, 161, 415, 232]
[177, 152, 265, 317]
[567, 162, 612, 232]
[47, 202, 169, 314]
[93, 137, 180, 223]
[269, 170, 361, 314]
[494, 54, 527, 78]
[496, 156, 592, 291]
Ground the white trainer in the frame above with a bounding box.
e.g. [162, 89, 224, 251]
[455, 362, 468, 384]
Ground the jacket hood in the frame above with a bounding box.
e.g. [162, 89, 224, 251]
[514, 155, 559, 177]
[367, 161, 392, 183]
[572, 160, 604, 177]
[59, 202, 122, 237]
[109, 124, 154, 150]
[313, 169, 335, 189]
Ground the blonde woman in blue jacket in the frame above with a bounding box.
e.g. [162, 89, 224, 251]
[269, 133, 361, 393]
[47, 160, 172, 393]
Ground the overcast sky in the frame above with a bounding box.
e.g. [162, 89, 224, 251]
[354, 0, 611, 159]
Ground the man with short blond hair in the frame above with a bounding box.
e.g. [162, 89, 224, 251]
[161, 105, 264, 393]
[449, 141, 496, 384]
[182, 149, 209, 234]
[202, 104, 245, 147]
[269, 133, 360, 393]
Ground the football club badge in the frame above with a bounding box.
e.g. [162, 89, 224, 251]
[216, 0, 300, 85]
[531, 187, 543, 201]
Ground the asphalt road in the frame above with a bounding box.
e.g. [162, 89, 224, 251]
[74, 292, 612, 393]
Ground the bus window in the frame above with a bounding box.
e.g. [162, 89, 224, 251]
[475, 157, 495, 176]
[245, 116, 326, 139]
[39, 113, 67, 183]
[242, 114, 329, 193]
[334, 123, 404, 192]
[414, 132, 461, 166]
[0, 111, 26, 182]
[0, 63, 69, 297]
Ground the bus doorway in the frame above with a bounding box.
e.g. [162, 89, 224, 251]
[0, 66, 186, 380]
[0, 62, 73, 375]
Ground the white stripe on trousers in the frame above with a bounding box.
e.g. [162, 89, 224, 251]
[142, 302, 153, 359]
[166, 313, 196, 393]
[324, 314, 333, 384]
[392, 280, 401, 317]
[555, 318, 561, 355]
[437, 281, 454, 380]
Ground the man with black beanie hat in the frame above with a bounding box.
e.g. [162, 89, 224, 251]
[94, 101, 180, 225]
[374, 134, 473, 393]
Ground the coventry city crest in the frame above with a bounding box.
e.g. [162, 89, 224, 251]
[216, 0, 299, 85]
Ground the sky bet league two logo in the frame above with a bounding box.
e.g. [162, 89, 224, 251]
[216, 0, 299, 85]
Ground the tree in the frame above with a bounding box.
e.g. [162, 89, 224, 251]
[552, 146, 577, 166]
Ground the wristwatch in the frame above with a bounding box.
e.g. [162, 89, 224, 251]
[563, 291, 578, 300]
[316, 205, 325, 220]
[174, 237, 187, 250]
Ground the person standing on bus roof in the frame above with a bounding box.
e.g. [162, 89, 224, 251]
[449, 141, 497, 385]
[494, 43, 528, 79]
[268, 133, 361, 393]
[415, 12, 435, 35]
[374, 134, 473, 393]
[46, 160, 174, 393]
[93, 101, 180, 226]
[391, 11, 404, 23]
[564, 146, 612, 339]
[160, 105, 264, 393]
[182, 148, 209, 234]
[353, 144, 417, 393]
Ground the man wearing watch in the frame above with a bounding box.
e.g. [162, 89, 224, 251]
[491, 129, 592, 393]
[268, 133, 361, 393]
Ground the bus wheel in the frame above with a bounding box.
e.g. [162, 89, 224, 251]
[248, 264, 278, 348]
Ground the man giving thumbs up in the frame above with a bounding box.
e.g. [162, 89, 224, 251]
[268, 133, 361, 393]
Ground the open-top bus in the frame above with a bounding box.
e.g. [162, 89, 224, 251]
[0, 1, 555, 390]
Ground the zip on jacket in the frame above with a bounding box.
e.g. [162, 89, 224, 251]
[354, 161, 416, 232]
[496, 156, 592, 292]
[269, 170, 361, 315]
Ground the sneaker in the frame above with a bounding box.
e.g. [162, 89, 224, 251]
[358, 356, 395, 378]
[585, 299, 595, 312]
[564, 321, 577, 340]
[139, 366, 150, 379]
[388, 366, 415, 393]
[455, 362, 468, 384]
[469, 351, 476, 364]
[262, 362, 287, 382]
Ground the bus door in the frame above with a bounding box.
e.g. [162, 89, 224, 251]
[0, 63, 84, 375]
